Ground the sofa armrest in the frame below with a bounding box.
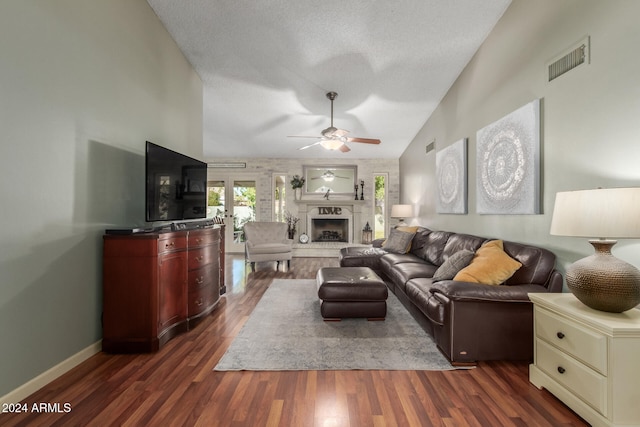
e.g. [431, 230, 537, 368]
[546, 270, 563, 293]
[430, 281, 549, 303]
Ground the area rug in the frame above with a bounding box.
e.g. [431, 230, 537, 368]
[214, 279, 455, 371]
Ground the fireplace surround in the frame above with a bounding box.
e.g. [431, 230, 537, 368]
[295, 200, 364, 245]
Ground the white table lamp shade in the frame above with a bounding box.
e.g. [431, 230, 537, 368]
[391, 204, 413, 219]
[550, 188, 640, 239]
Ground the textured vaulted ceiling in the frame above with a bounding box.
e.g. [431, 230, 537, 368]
[146, 0, 511, 159]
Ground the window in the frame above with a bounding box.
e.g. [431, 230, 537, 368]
[374, 174, 388, 239]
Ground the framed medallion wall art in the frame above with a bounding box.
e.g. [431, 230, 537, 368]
[476, 99, 541, 214]
[436, 138, 468, 214]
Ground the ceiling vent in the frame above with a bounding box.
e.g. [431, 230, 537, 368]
[547, 37, 590, 82]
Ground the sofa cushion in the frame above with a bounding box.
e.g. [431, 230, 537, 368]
[383, 228, 416, 253]
[442, 233, 487, 258]
[432, 249, 475, 281]
[247, 242, 291, 254]
[408, 227, 433, 256]
[380, 252, 423, 267]
[454, 240, 522, 285]
[381, 258, 437, 293]
[404, 278, 442, 322]
[422, 231, 453, 265]
[502, 241, 557, 286]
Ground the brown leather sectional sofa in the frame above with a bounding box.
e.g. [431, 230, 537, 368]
[339, 227, 563, 364]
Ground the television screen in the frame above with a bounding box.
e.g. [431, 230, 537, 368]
[145, 141, 207, 222]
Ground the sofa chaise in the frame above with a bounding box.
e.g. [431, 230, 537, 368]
[339, 227, 563, 364]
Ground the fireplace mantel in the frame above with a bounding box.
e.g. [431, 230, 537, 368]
[294, 199, 366, 206]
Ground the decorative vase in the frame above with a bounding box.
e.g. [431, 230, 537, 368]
[566, 240, 640, 313]
[294, 188, 301, 201]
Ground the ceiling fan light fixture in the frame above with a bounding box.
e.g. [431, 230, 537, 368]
[320, 139, 344, 151]
[321, 171, 335, 182]
[289, 90, 380, 152]
[321, 126, 337, 138]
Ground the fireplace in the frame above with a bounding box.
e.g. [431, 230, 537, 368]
[311, 219, 348, 242]
[307, 205, 354, 243]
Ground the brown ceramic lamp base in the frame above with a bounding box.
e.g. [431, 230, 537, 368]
[566, 240, 640, 313]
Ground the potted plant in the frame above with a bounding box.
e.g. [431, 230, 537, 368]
[290, 174, 305, 200]
[284, 210, 300, 240]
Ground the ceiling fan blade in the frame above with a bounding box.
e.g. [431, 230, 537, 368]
[288, 135, 321, 139]
[347, 137, 381, 144]
[298, 141, 322, 150]
[339, 144, 351, 153]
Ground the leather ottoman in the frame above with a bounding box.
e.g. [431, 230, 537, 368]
[316, 267, 388, 320]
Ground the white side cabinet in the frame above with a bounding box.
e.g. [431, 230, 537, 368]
[529, 293, 640, 427]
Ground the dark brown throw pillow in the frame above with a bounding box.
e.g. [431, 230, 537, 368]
[432, 249, 475, 281]
[382, 228, 416, 254]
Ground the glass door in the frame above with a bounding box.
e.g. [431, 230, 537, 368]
[207, 177, 256, 253]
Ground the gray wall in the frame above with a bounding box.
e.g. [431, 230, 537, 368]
[0, 1, 202, 397]
[399, 0, 640, 278]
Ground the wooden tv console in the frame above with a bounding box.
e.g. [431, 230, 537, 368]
[102, 225, 225, 353]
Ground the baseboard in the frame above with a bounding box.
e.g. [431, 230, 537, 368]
[0, 340, 102, 406]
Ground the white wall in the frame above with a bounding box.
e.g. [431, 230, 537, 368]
[206, 157, 399, 229]
[400, 0, 640, 278]
[0, 0, 202, 397]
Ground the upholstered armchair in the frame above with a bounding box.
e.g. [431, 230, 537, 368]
[244, 222, 293, 272]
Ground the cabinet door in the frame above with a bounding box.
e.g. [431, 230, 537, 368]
[158, 251, 187, 331]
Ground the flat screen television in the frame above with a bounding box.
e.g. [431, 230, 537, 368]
[145, 141, 207, 222]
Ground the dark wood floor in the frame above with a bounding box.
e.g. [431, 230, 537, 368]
[1, 255, 588, 427]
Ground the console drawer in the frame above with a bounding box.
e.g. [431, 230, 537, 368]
[188, 246, 216, 270]
[536, 339, 607, 415]
[535, 306, 607, 374]
[188, 267, 217, 290]
[158, 235, 187, 253]
[188, 284, 216, 316]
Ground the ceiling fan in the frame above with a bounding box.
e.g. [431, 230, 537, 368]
[289, 92, 381, 152]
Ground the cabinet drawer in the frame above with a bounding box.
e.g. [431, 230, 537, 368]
[188, 285, 216, 316]
[188, 231, 219, 248]
[188, 246, 217, 270]
[535, 306, 607, 374]
[188, 267, 217, 290]
[536, 339, 607, 416]
[158, 235, 187, 253]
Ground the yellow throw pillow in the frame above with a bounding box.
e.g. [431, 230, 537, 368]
[453, 240, 522, 285]
[396, 226, 419, 233]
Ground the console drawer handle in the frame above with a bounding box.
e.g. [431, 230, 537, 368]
[556, 332, 565, 339]
[165, 242, 175, 249]
[557, 366, 566, 374]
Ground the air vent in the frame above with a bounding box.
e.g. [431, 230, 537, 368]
[207, 162, 246, 168]
[547, 37, 590, 82]
[426, 139, 435, 154]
